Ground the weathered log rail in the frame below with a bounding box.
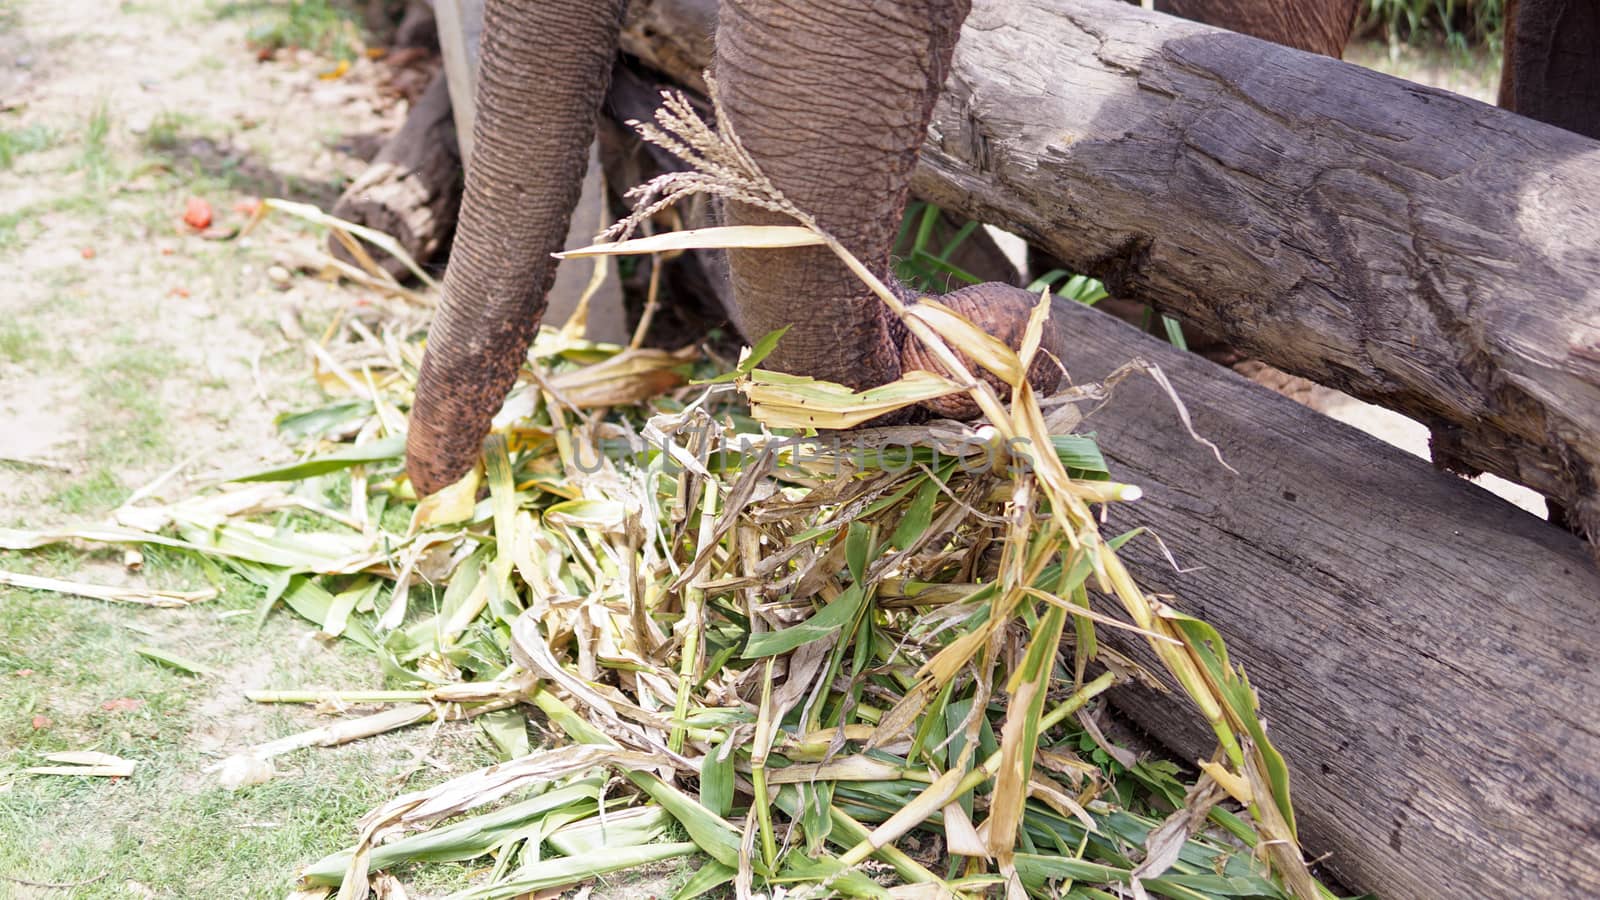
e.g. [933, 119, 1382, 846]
[1054, 296, 1600, 897]
[619, 0, 1600, 549]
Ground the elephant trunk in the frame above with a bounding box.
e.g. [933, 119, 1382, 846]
[407, 0, 625, 497]
[713, 0, 973, 391]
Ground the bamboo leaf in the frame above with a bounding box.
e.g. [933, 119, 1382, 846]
[988, 604, 1066, 860]
[694, 326, 791, 385]
[671, 862, 736, 900]
[699, 735, 736, 819]
[742, 583, 865, 658]
[229, 436, 404, 482]
[890, 474, 942, 551]
[135, 646, 214, 676]
[846, 521, 871, 585]
[1052, 435, 1110, 475]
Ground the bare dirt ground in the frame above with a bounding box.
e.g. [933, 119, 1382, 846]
[0, 1, 498, 897]
[0, 2, 1525, 897]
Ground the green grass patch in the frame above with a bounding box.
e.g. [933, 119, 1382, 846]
[72, 346, 182, 474]
[46, 467, 127, 515]
[1358, 0, 1505, 51]
[141, 110, 196, 153]
[0, 552, 477, 899]
[219, 0, 363, 60]
[0, 205, 31, 254]
[0, 124, 55, 170]
[78, 102, 117, 189]
[0, 319, 45, 364]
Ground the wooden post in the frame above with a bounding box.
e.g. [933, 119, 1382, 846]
[432, 0, 483, 163]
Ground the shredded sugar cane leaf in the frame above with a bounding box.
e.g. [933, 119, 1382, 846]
[477, 708, 531, 762]
[281, 576, 378, 651]
[545, 806, 672, 855]
[300, 779, 600, 886]
[276, 400, 374, 441]
[776, 855, 891, 899]
[626, 771, 748, 873]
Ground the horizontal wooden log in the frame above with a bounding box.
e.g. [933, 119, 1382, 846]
[1050, 296, 1600, 897]
[619, 0, 1600, 550]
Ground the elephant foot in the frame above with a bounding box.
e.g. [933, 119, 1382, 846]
[900, 282, 1067, 420]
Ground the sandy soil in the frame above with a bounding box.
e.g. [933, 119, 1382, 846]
[0, 0, 408, 520]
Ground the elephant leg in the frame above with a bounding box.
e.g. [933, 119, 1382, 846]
[410, 0, 1065, 497]
[407, 0, 627, 496]
[714, 0, 1062, 414]
[1155, 0, 1360, 57]
[1498, 0, 1600, 140]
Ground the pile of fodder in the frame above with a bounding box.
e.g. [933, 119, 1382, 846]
[3, 299, 1331, 899]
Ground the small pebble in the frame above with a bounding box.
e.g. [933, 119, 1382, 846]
[218, 754, 275, 790]
[267, 264, 292, 288]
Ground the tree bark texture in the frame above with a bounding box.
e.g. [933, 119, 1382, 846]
[619, 0, 1600, 550]
[1052, 296, 1600, 898]
[329, 70, 462, 280]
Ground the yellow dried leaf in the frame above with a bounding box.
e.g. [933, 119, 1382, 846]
[545, 499, 627, 533]
[546, 347, 694, 408]
[908, 298, 1023, 385]
[0, 569, 216, 607]
[1017, 288, 1053, 376]
[27, 750, 136, 778]
[942, 802, 988, 858]
[557, 225, 824, 258]
[1196, 760, 1253, 805]
[410, 465, 481, 530]
[742, 369, 962, 430]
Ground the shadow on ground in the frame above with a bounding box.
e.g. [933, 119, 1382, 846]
[145, 132, 345, 209]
